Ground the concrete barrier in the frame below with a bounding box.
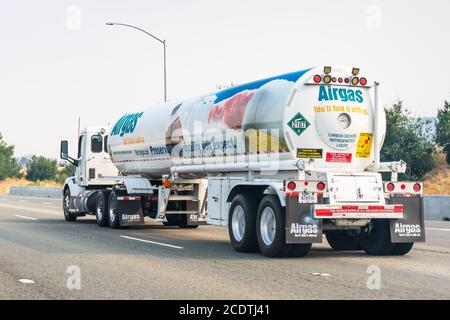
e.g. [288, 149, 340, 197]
[6, 186, 450, 220]
[9, 186, 63, 199]
[423, 196, 450, 221]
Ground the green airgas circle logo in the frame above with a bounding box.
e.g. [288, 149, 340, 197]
[287, 112, 310, 136]
[111, 112, 144, 137]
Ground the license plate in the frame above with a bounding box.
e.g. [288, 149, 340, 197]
[299, 192, 317, 204]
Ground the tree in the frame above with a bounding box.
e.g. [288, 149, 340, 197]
[381, 101, 438, 180]
[55, 162, 76, 184]
[0, 132, 21, 180]
[26, 156, 57, 181]
[435, 101, 450, 163]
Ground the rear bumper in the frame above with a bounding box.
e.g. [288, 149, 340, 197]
[314, 204, 403, 219]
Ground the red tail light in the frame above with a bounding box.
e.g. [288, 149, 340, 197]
[287, 181, 296, 191]
[386, 182, 395, 191]
[317, 182, 326, 191]
[413, 183, 421, 192]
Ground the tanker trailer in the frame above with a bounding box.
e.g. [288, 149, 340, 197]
[59, 65, 425, 258]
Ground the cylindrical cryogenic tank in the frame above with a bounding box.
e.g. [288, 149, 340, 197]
[107, 66, 385, 178]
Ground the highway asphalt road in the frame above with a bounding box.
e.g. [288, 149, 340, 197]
[0, 193, 449, 300]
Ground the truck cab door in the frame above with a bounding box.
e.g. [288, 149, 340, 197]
[75, 134, 86, 186]
[85, 133, 118, 181]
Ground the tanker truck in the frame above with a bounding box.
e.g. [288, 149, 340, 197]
[59, 65, 425, 257]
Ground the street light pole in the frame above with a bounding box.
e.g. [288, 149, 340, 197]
[106, 22, 167, 102]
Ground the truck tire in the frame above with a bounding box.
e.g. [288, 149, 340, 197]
[288, 243, 312, 257]
[256, 195, 290, 257]
[63, 188, 77, 222]
[360, 220, 396, 255]
[96, 191, 110, 227]
[391, 242, 414, 256]
[325, 231, 362, 251]
[228, 193, 259, 253]
[108, 191, 121, 229]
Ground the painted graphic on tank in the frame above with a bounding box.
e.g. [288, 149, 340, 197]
[162, 69, 312, 160]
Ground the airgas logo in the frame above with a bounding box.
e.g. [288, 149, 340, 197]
[318, 85, 364, 103]
[111, 112, 144, 137]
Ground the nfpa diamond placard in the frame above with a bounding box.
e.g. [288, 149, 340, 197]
[287, 112, 310, 136]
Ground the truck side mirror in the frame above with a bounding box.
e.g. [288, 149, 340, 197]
[60, 140, 69, 160]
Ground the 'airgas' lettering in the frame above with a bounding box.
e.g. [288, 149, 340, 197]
[318, 85, 363, 103]
[111, 112, 144, 137]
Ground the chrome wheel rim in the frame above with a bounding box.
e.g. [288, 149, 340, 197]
[232, 205, 245, 242]
[63, 193, 70, 214]
[260, 207, 276, 246]
[109, 198, 116, 223]
[97, 196, 103, 221]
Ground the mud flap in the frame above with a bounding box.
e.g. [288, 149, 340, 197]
[117, 199, 145, 226]
[285, 196, 322, 244]
[388, 195, 425, 243]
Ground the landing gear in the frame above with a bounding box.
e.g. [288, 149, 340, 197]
[163, 215, 199, 228]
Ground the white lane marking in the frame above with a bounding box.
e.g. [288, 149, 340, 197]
[120, 235, 183, 249]
[18, 279, 35, 284]
[14, 215, 38, 221]
[311, 272, 331, 277]
[426, 227, 450, 232]
[41, 202, 53, 205]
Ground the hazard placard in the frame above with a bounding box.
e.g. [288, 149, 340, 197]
[356, 132, 373, 158]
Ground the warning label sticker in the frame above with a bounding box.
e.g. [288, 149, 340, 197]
[326, 152, 352, 163]
[297, 148, 323, 159]
[356, 132, 373, 158]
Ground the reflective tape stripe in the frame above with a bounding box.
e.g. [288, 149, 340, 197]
[117, 196, 141, 201]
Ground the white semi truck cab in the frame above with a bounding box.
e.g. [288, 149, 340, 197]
[60, 66, 425, 258]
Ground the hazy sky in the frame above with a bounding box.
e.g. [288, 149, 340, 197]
[1, 0, 449, 159]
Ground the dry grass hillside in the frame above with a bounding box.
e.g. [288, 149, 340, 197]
[423, 153, 450, 195]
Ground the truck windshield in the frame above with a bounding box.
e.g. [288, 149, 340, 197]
[91, 134, 103, 153]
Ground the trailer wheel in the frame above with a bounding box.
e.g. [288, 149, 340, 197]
[391, 242, 414, 256]
[96, 191, 110, 227]
[360, 220, 396, 255]
[228, 193, 259, 253]
[325, 231, 362, 251]
[63, 188, 77, 222]
[256, 195, 290, 257]
[108, 191, 121, 229]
